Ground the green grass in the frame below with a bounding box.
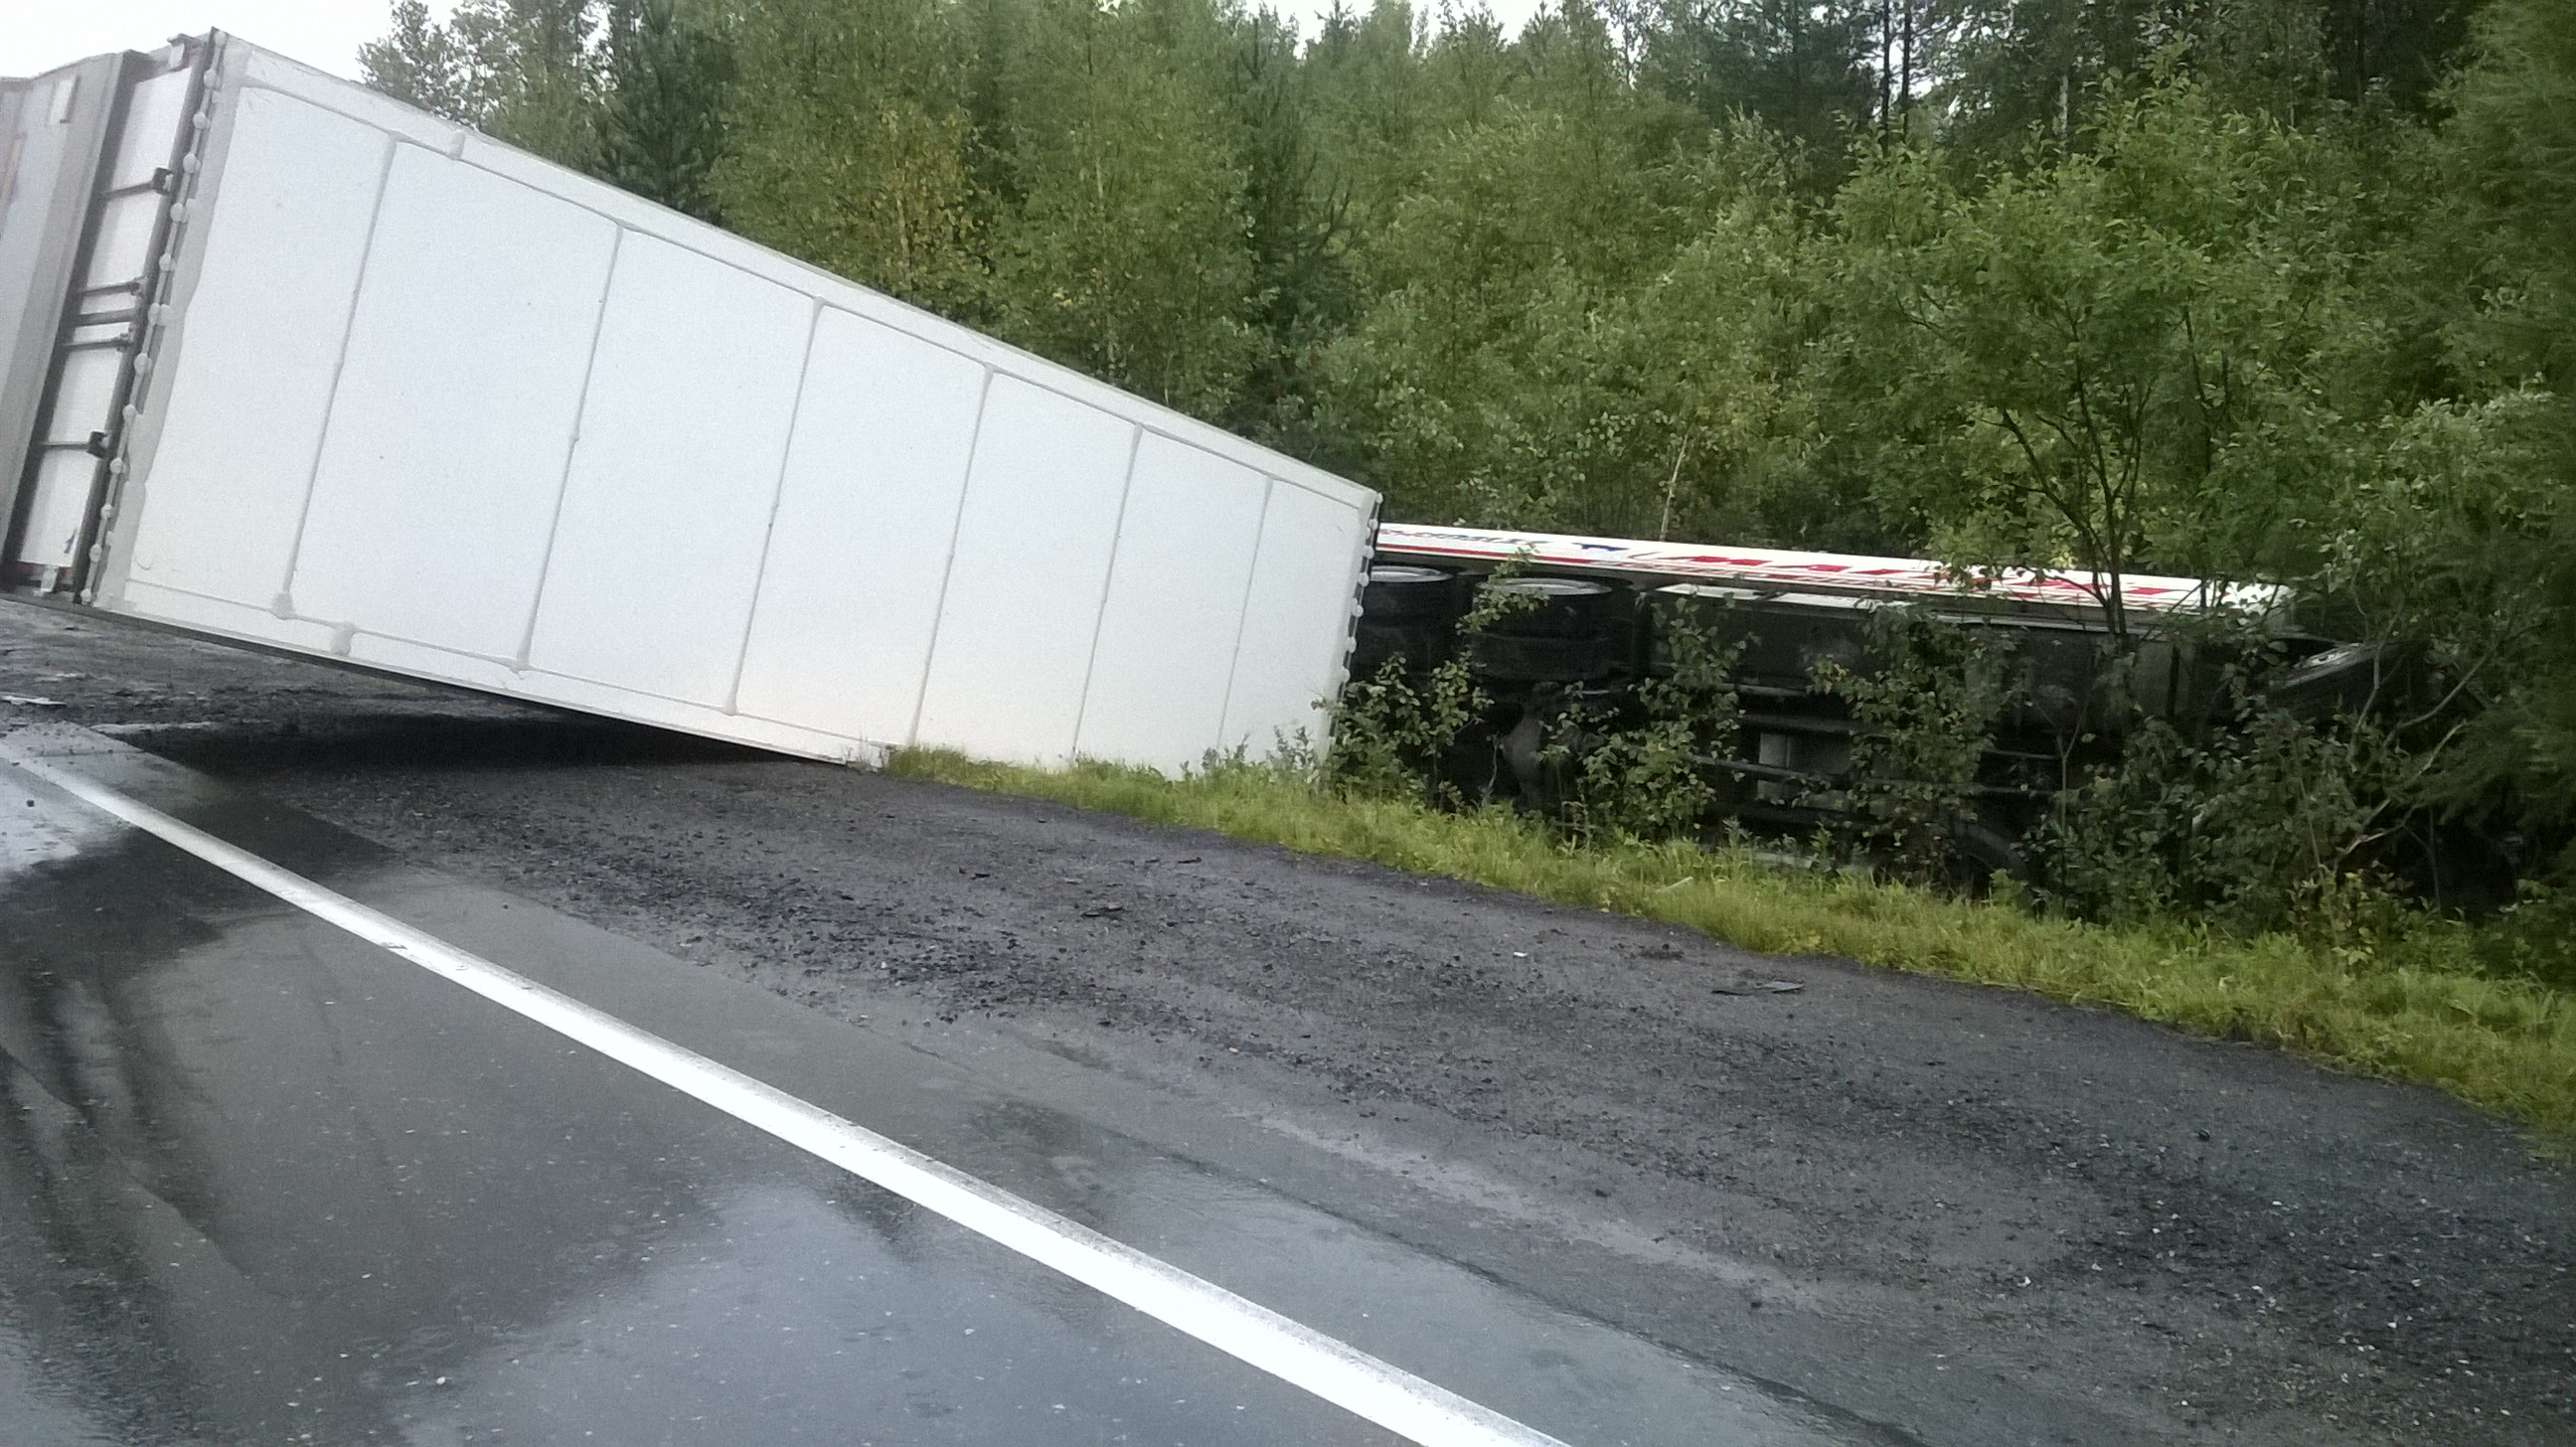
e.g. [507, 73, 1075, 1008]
[889, 748, 2576, 1140]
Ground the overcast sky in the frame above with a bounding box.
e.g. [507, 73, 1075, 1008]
[0, 1, 398, 79]
[2, 0, 1546, 80]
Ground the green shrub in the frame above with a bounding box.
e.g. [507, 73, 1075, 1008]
[1540, 594, 1741, 842]
[1810, 607, 2018, 884]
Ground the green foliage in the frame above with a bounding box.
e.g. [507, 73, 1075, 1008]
[2036, 712, 2413, 932]
[2469, 881, 2576, 993]
[1325, 563, 1548, 805]
[1829, 90, 2374, 629]
[1640, 0, 1922, 170]
[713, 0, 989, 313]
[992, 0, 1262, 411]
[1318, 103, 1843, 542]
[2394, 0, 2576, 861]
[360, 1, 483, 120]
[596, 0, 737, 221]
[362, 0, 609, 168]
[1226, 14, 1360, 451]
[1542, 596, 1741, 841]
[1323, 655, 1489, 803]
[2437, 0, 2576, 396]
[1810, 608, 2015, 881]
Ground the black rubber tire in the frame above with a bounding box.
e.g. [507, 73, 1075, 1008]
[1363, 565, 1469, 625]
[1353, 566, 1468, 680]
[1467, 633, 1628, 683]
[1474, 577, 1630, 639]
[1468, 577, 1634, 682]
[1351, 620, 1455, 680]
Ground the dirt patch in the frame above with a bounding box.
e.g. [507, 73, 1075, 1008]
[5, 600, 2570, 1446]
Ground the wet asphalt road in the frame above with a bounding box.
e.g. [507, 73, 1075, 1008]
[0, 726, 1866, 1446]
[1, 598, 2572, 1447]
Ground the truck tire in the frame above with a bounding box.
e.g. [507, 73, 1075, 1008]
[1353, 565, 1468, 679]
[1470, 577, 1633, 682]
[1363, 564, 1467, 621]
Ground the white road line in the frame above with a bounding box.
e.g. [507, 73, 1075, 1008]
[3, 746, 1568, 1447]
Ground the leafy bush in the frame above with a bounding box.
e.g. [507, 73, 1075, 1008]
[2033, 712, 2407, 933]
[1323, 654, 1488, 806]
[1810, 608, 2018, 884]
[1539, 595, 1741, 842]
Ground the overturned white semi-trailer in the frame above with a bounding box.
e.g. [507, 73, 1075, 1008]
[0, 33, 1375, 772]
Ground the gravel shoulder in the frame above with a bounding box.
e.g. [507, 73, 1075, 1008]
[4, 599, 2569, 1446]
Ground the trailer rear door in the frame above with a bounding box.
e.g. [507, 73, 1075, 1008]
[1, 42, 208, 600]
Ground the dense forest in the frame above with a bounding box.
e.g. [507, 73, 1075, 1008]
[359, 0, 2574, 952]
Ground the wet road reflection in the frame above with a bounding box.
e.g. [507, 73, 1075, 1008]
[0, 733, 1886, 1447]
[0, 817, 1387, 1444]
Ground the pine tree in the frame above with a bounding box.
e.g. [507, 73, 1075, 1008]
[597, 0, 737, 223]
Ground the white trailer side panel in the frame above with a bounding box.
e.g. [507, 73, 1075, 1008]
[1075, 435, 1270, 767]
[729, 311, 987, 745]
[73, 35, 1372, 773]
[284, 143, 622, 660]
[523, 232, 814, 706]
[911, 377, 1140, 765]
